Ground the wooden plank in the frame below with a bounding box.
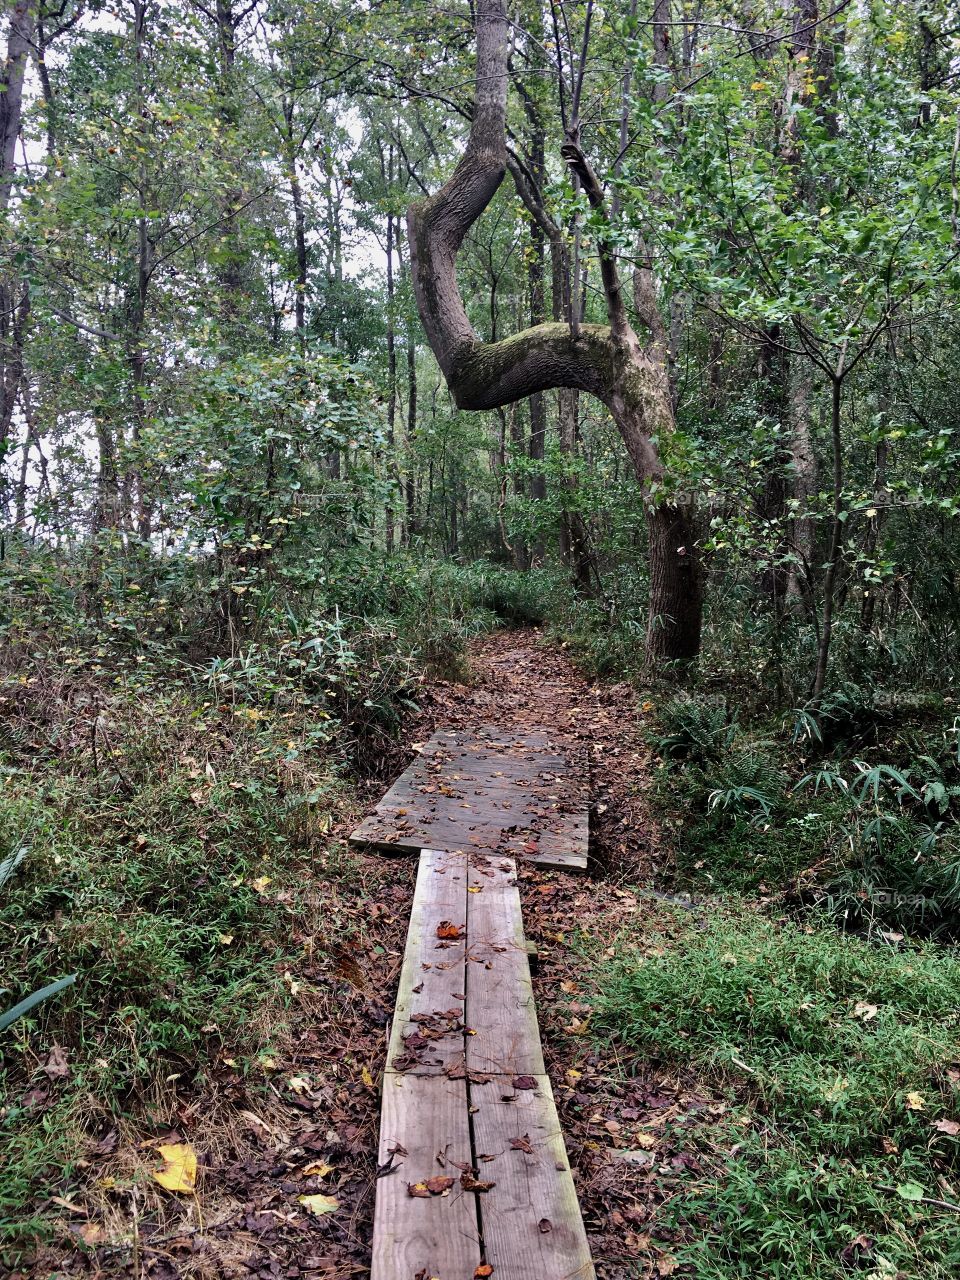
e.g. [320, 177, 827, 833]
[350, 729, 589, 870]
[465, 856, 545, 1079]
[471, 1073, 595, 1280]
[387, 848, 469, 1077]
[371, 1072, 481, 1280]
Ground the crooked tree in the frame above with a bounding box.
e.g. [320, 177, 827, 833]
[407, 0, 703, 663]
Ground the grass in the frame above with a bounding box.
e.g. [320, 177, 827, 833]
[589, 901, 960, 1278]
[0, 665, 374, 1255]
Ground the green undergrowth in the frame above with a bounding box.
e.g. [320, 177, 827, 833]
[0, 682, 362, 1246]
[589, 901, 960, 1279]
[645, 683, 960, 939]
[0, 550, 543, 1253]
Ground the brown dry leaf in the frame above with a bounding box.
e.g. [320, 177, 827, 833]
[474, 1267, 494, 1279]
[932, 1118, 960, 1136]
[298, 1193, 339, 1216]
[436, 921, 464, 940]
[79, 1222, 104, 1246]
[512, 1075, 538, 1091]
[509, 1134, 534, 1154]
[151, 1143, 197, 1195]
[425, 1175, 455, 1195]
[459, 1172, 495, 1192]
[42, 1045, 70, 1081]
[50, 1196, 87, 1215]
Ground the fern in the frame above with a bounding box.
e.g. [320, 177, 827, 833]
[654, 694, 738, 762]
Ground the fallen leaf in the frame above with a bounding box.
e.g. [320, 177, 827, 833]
[151, 1143, 197, 1195]
[50, 1196, 87, 1215]
[634, 1133, 657, 1149]
[436, 921, 464, 940]
[79, 1222, 104, 1245]
[302, 1161, 334, 1178]
[42, 1045, 70, 1081]
[906, 1091, 926, 1111]
[853, 1001, 878, 1021]
[460, 1172, 495, 1191]
[509, 1135, 534, 1154]
[425, 1175, 455, 1194]
[361, 1066, 374, 1087]
[932, 1118, 960, 1136]
[474, 1267, 494, 1279]
[299, 1193, 339, 1216]
[512, 1075, 538, 1090]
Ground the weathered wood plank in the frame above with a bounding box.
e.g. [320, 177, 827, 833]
[471, 1073, 595, 1280]
[350, 729, 589, 870]
[386, 848, 469, 1077]
[465, 855, 545, 1079]
[371, 1072, 481, 1280]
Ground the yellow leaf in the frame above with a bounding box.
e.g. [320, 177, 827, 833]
[302, 1161, 334, 1178]
[635, 1133, 657, 1149]
[299, 1193, 339, 1216]
[151, 1143, 197, 1194]
[906, 1091, 926, 1111]
[361, 1066, 374, 1087]
[251, 876, 272, 894]
[218, 934, 234, 945]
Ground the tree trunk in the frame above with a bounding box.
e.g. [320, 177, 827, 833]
[408, 0, 703, 664]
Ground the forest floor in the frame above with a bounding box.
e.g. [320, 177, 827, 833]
[30, 629, 725, 1280]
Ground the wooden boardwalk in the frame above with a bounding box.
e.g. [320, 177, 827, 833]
[350, 727, 589, 871]
[371, 847, 595, 1280]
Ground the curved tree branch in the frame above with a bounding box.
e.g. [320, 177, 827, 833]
[406, 0, 704, 663]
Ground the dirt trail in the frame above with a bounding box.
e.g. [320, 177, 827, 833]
[36, 631, 683, 1280]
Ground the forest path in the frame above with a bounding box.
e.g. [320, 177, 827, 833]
[37, 630, 667, 1280]
[414, 629, 658, 883]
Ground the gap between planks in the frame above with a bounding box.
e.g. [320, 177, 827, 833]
[371, 848, 595, 1280]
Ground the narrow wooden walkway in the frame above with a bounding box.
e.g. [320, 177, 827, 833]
[350, 727, 589, 871]
[370, 847, 595, 1280]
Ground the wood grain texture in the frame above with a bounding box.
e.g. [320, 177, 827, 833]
[465, 855, 545, 1078]
[386, 848, 469, 1077]
[350, 728, 589, 870]
[371, 1072, 481, 1280]
[471, 1073, 595, 1280]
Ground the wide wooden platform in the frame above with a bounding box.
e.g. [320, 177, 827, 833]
[371, 848, 595, 1280]
[350, 727, 589, 871]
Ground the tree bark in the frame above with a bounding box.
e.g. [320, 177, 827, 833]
[408, 0, 703, 663]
